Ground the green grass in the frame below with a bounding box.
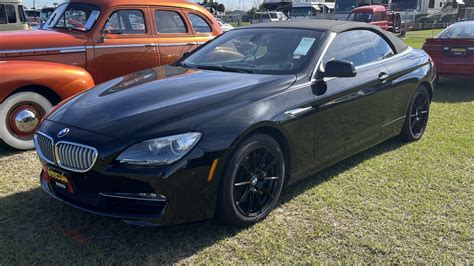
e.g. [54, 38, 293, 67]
[403, 29, 443, 48]
[0, 30, 473, 264]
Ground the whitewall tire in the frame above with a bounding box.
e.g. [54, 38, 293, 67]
[0, 92, 53, 150]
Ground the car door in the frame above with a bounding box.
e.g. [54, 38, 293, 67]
[152, 8, 196, 66]
[186, 11, 217, 47]
[89, 7, 158, 84]
[311, 30, 394, 166]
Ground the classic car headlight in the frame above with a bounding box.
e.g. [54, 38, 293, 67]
[117, 132, 202, 166]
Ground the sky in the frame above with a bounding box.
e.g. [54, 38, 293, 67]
[22, 0, 259, 11]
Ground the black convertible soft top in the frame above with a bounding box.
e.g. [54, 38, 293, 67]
[244, 20, 409, 54]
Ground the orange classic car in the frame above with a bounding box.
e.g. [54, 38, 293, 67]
[0, 0, 221, 150]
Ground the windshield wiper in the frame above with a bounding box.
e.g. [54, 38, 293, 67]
[195, 65, 255, 74]
[174, 61, 194, 68]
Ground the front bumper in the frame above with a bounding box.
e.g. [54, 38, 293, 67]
[36, 122, 224, 226]
[41, 171, 166, 222]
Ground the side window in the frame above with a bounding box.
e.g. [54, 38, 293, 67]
[0, 5, 6, 24]
[372, 32, 394, 60]
[429, 0, 435, 8]
[372, 12, 378, 22]
[323, 30, 393, 67]
[188, 14, 212, 33]
[18, 5, 26, 23]
[56, 9, 87, 28]
[376, 12, 382, 21]
[105, 10, 146, 34]
[155, 10, 187, 34]
[6, 4, 17, 23]
[380, 12, 386, 21]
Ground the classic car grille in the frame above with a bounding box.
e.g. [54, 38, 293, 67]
[56, 142, 98, 172]
[34, 133, 98, 173]
[35, 133, 55, 164]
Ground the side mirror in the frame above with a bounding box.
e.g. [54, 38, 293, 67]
[321, 59, 356, 78]
[98, 32, 106, 43]
[181, 51, 192, 60]
[98, 29, 111, 43]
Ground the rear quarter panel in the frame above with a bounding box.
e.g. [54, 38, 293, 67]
[382, 48, 434, 122]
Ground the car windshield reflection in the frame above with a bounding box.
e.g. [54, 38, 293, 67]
[183, 28, 324, 75]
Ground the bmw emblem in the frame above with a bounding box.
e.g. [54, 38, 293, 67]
[57, 128, 70, 138]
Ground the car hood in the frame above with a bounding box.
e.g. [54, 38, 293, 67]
[47, 66, 296, 140]
[0, 30, 85, 57]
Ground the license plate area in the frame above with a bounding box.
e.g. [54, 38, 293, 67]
[449, 47, 467, 56]
[47, 167, 73, 193]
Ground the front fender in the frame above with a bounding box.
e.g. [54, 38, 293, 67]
[0, 61, 95, 103]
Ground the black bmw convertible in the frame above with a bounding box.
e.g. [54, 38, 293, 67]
[34, 20, 435, 227]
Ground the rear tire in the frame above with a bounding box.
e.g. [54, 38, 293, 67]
[0, 92, 53, 150]
[400, 86, 431, 142]
[216, 134, 286, 227]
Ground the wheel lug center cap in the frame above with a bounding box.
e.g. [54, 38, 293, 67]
[250, 176, 258, 186]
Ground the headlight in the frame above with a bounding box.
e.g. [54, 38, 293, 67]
[117, 132, 202, 166]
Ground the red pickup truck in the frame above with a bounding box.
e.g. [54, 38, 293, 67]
[347, 5, 404, 35]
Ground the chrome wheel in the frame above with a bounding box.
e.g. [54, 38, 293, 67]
[0, 92, 53, 150]
[7, 103, 44, 137]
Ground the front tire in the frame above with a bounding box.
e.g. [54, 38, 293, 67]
[0, 92, 53, 150]
[216, 134, 286, 227]
[400, 85, 431, 142]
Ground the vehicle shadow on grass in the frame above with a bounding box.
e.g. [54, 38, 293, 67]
[433, 78, 474, 103]
[0, 138, 406, 264]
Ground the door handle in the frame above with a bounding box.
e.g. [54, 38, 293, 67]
[378, 72, 389, 83]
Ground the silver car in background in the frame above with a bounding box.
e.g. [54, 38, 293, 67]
[251, 12, 288, 24]
[217, 18, 234, 32]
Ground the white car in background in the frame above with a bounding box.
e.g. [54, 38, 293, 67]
[251, 12, 288, 24]
[217, 18, 234, 32]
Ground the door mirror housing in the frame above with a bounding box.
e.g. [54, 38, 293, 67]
[181, 51, 192, 60]
[98, 32, 106, 43]
[321, 59, 357, 78]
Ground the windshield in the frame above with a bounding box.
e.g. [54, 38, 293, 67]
[347, 12, 373, 22]
[437, 22, 474, 38]
[43, 3, 100, 32]
[335, 0, 357, 13]
[182, 28, 324, 75]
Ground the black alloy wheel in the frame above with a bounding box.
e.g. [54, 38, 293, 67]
[216, 134, 285, 227]
[400, 86, 431, 141]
